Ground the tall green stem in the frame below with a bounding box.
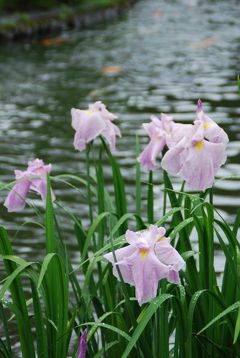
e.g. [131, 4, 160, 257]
[86, 143, 93, 224]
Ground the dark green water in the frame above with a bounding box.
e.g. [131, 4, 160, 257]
[0, 0, 240, 276]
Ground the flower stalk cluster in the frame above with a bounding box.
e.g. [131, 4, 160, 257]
[3, 99, 228, 306]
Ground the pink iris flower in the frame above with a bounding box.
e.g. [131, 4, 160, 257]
[4, 159, 53, 212]
[77, 329, 87, 358]
[196, 99, 229, 144]
[161, 120, 227, 191]
[71, 101, 121, 151]
[138, 114, 173, 170]
[104, 225, 184, 305]
[139, 114, 193, 170]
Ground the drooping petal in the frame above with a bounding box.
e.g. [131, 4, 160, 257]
[104, 246, 136, 285]
[104, 225, 185, 305]
[139, 114, 176, 171]
[159, 114, 173, 133]
[179, 139, 226, 190]
[4, 180, 31, 212]
[129, 250, 169, 305]
[142, 118, 162, 138]
[139, 137, 165, 170]
[168, 270, 180, 284]
[30, 177, 55, 202]
[4, 159, 54, 212]
[101, 120, 121, 151]
[161, 138, 188, 175]
[154, 237, 185, 285]
[154, 238, 185, 272]
[26, 159, 54, 201]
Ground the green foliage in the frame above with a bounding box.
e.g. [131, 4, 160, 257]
[0, 0, 125, 12]
[0, 140, 240, 357]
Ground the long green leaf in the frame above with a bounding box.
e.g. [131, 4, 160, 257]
[122, 294, 172, 358]
[198, 301, 240, 335]
[0, 226, 35, 358]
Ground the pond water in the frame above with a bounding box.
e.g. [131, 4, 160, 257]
[0, 0, 240, 277]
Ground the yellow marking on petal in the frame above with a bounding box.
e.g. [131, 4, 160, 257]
[195, 141, 203, 151]
[86, 110, 93, 116]
[155, 135, 161, 140]
[140, 248, 149, 261]
[203, 122, 212, 129]
[157, 236, 166, 242]
[36, 167, 43, 174]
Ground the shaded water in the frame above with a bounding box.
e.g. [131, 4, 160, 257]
[0, 0, 240, 275]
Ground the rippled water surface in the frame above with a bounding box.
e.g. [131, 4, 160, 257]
[0, 0, 240, 269]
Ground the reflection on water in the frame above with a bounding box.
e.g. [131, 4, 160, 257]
[0, 0, 240, 268]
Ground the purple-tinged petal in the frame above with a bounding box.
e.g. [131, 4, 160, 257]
[161, 138, 188, 175]
[197, 98, 203, 112]
[30, 177, 55, 202]
[154, 238, 185, 271]
[125, 230, 139, 245]
[4, 180, 31, 212]
[101, 121, 121, 151]
[130, 250, 169, 305]
[166, 122, 194, 148]
[195, 100, 228, 144]
[77, 329, 87, 358]
[159, 113, 173, 134]
[104, 246, 136, 285]
[27, 159, 45, 172]
[168, 270, 180, 284]
[179, 139, 226, 191]
[143, 119, 162, 138]
[139, 137, 165, 170]
[14, 170, 26, 180]
[145, 225, 166, 246]
[4, 159, 55, 212]
[89, 101, 117, 121]
[71, 108, 106, 151]
[104, 226, 184, 305]
[139, 113, 177, 170]
[73, 131, 87, 151]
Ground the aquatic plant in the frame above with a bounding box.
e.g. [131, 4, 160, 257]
[104, 225, 185, 305]
[0, 99, 239, 358]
